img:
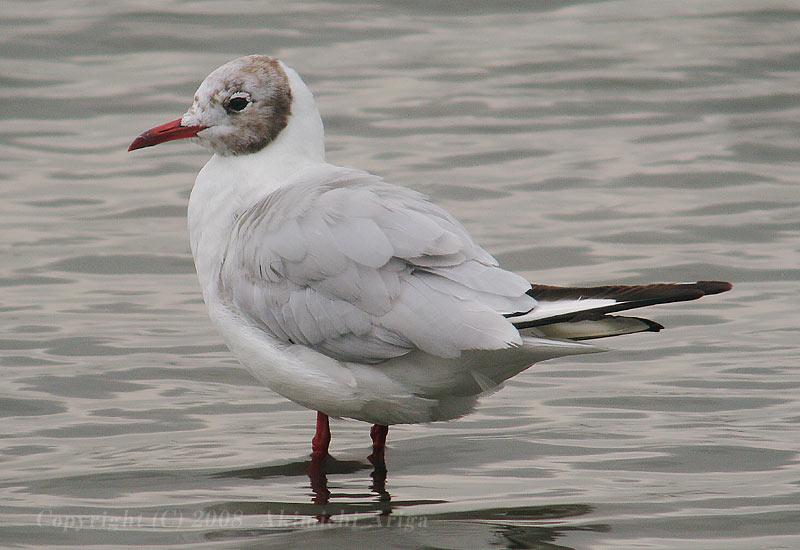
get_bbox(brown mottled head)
[179,55,293,156]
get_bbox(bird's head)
[128,55,293,156]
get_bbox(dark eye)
[228,96,249,112]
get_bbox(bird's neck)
[187,64,326,300]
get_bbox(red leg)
[311,411,330,458]
[370,424,389,454]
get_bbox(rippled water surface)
[2,1,799,548]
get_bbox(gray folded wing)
[219,165,535,363]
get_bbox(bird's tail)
[510,281,732,341]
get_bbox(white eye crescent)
[227,92,251,113]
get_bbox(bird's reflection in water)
[209,459,603,548]
[367,450,391,510]
[307,450,390,523]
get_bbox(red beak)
[128,118,207,152]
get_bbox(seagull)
[128,55,731,463]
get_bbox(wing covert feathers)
[222,162,731,359]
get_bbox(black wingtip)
[638,316,665,332]
[695,281,732,296]
[517,280,732,331]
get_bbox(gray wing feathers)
[220,165,535,363]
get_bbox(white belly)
[202,293,598,425]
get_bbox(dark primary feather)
[514,281,732,331]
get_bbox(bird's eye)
[227,96,249,112]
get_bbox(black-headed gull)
[129,55,731,463]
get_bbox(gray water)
[1,1,799,548]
